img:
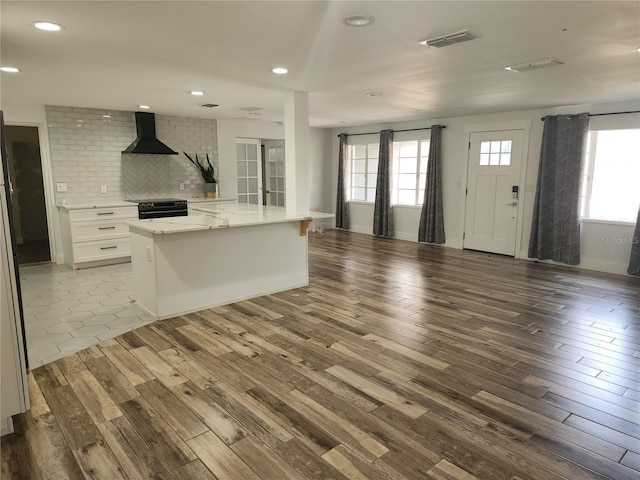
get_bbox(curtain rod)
[337,125,446,137]
[540,110,640,121]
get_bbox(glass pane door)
[264,140,285,207]
[236,138,262,205]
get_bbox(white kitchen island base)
[128,206,330,319]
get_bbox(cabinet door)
[71,220,131,242]
[69,206,137,222]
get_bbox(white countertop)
[56,197,235,210]
[127,204,334,235]
[57,201,133,210]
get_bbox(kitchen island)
[127,204,333,319]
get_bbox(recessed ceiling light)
[0,66,20,73]
[637,47,640,52]
[190,91,204,96]
[272,67,288,74]
[365,92,382,97]
[33,21,62,31]
[138,105,151,109]
[248,112,262,116]
[343,15,374,27]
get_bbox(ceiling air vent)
[420,29,476,48]
[505,59,564,72]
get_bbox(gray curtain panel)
[418,125,445,244]
[628,208,640,276]
[373,129,394,238]
[528,113,590,265]
[335,133,349,229]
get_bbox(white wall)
[217,119,285,200]
[331,100,640,276]
[308,128,333,213]
[217,119,333,213]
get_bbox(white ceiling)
[1,1,639,127]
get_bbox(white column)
[284,90,310,214]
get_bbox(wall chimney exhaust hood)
[122,112,178,155]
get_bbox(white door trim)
[461,120,531,258]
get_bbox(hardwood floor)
[2,230,639,479]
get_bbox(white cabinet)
[59,205,137,268]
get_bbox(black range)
[128,198,188,219]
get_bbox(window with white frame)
[348,136,431,205]
[392,140,430,206]
[580,128,640,223]
[349,143,379,202]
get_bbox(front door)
[464,130,524,256]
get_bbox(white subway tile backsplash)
[46,106,218,204]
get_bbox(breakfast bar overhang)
[127,204,333,319]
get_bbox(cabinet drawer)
[71,220,131,242]
[69,206,138,222]
[72,238,130,263]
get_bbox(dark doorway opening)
[5,126,50,264]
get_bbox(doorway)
[5,126,50,264]
[463,129,524,256]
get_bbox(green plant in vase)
[184,152,217,198]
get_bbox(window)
[349,143,378,202]
[479,140,511,166]
[348,137,430,206]
[392,140,429,206]
[581,129,640,223]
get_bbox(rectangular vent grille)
[505,59,564,72]
[421,29,476,48]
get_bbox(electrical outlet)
[56,182,67,192]
[100,184,107,194]
[179,183,185,191]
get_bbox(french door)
[263,140,285,207]
[236,138,262,205]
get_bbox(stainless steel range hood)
[122,112,178,155]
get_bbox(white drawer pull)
[100,246,118,250]
[98,226,116,230]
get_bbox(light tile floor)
[20,262,155,368]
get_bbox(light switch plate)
[56,182,67,192]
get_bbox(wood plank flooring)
[2,230,639,479]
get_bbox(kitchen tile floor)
[20,262,155,368]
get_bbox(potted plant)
[183,152,217,198]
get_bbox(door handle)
[506,202,518,206]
